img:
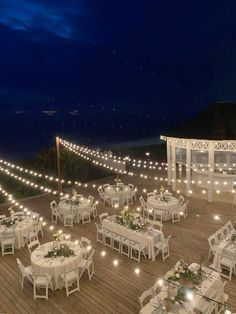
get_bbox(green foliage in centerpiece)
[117,209,143,230]
[44,244,75,258]
[0,217,22,228]
[165,259,202,286]
[231,233,236,242]
[65,199,80,206]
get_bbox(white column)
[186,140,191,196]
[171,142,176,191]
[167,140,172,186]
[208,141,215,202]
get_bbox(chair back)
[178,195,185,205]
[139,196,146,207]
[50,200,57,208]
[27,239,40,253]
[88,195,94,204]
[16,258,25,272]
[138,288,153,307]
[80,236,91,248]
[99,212,108,224]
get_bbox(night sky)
[1,0,236,157]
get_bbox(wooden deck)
[0,174,236,314]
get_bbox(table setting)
[31,237,83,290]
[0,208,37,249]
[103,209,164,260]
[140,259,222,314]
[103,178,132,205]
[147,188,178,221]
[59,192,91,222]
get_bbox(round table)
[147,195,178,220]
[59,198,91,222]
[31,241,83,290]
[104,185,132,205]
[0,216,35,249]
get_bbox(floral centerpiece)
[1,207,22,228]
[53,231,64,242]
[117,208,143,230]
[159,186,169,202]
[44,243,75,258]
[164,259,202,288]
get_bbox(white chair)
[208,235,218,260]
[0,214,6,220]
[140,196,148,217]
[120,236,130,258]
[130,241,146,263]
[154,235,171,261]
[1,231,15,256]
[103,228,112,248]
[79,210,91,224]
[27,239,40,254]
[215,281,228,313]
[111,196,120,208]
[97,187,111,205]
[63,212,76,227]
[225,221,234,233]
[138,288,153,307]
[178,195,185,206]
[88,202,97,218]
[99,212,108,224]
[61,268,80,296]
[171,206,181,223]
[151,279,162,297]
[88,195,94,204]
[26,229,39,244]
[80,236,91,258]
[16,258,33,290]
[153,209,163,222]
[215,230,223,244]
[50,201,62,224]
[128,184,137,202]
[219,253,236,281]
[36,220,44,238]
[112,232,121,252]
[95,223,104,244]
[33,273,51,300]
[79,249,95,281]
[179,201,189,218]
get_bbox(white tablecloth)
[59,199,91,222]
[147,195,178,220]
[31,241,83,290]
[104,185,132,205]
[102,218,162,261]
[140,265,222,314]
[0,217,34,249]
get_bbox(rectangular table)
[102,218,163,261]
[140,265,222,314]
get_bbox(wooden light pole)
[56,136,62,193]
